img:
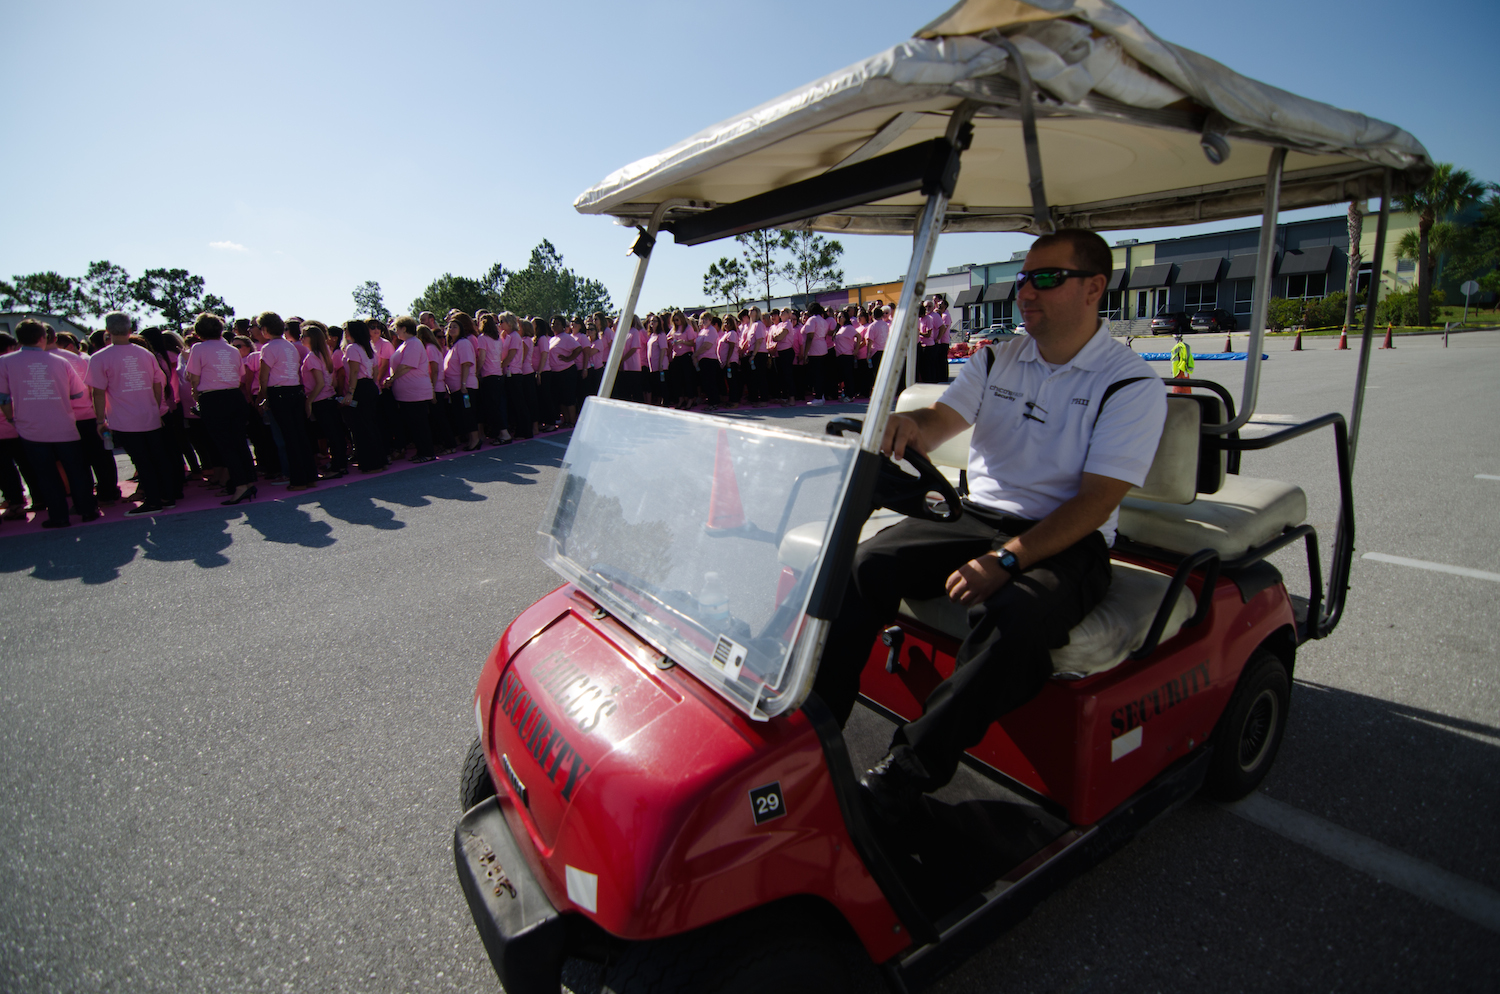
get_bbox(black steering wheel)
[826,418,962,523]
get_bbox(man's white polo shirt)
[938,321,1166,544]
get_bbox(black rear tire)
[1202,650,1290,801]
[600,906,879,994]
[460,736,497,812]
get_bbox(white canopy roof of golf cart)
[575,0,1430,237]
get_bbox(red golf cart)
[454,3,1429,991]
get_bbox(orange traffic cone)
[1292,329,1303,351]
[1380,323,1394,349]
[1337,326,1348,350]
[1224,333,1232,353]
[705,428,745,532]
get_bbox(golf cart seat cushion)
[777,509,906,575]
[897,561,1194,677]
[1116,475,1307,558]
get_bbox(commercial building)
[953,210,1420,334]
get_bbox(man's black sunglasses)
[1015,267,1101,290]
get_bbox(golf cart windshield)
[538,399,858,720]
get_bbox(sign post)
[1460,280,1480,326]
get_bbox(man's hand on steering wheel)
[945,552,1013,606]
[880,413,924,461]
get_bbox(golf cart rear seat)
[780,382,1307,677]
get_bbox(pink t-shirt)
[834,323,858,356]
[86,342,165,433]
[503,331,526,375]
[546,335,574,373]
[745,321,769,354]
[186,339,245,392]
[668,329,695,358]
[300,351,337,402]
[529,338,548,376]
[694,329,718,361]
[718,329,740,365]
[646,333,668,372]
[425,343,445,392]
[590,331,608,370]
[918,313,937,346]
[389,337,434,402]
[0,348,85,443]
[868,320,891,353]
[57,351,96,420]
[479,335,505,377]
[447,336,478,389]
[242,351,262,396]
[620,328,643,372]
[804,316,829,357]
[441,345,463,392]
[373,336,395,379]
[937,311,952,344]
[260,338,302,388]
[343,342,375,384]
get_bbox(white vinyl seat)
[1117,474,1307,559]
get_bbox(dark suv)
[1189,309,1238,332]
[1150,311,1191,335]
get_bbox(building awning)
[1175,257,1223,284]
[982,281,1014,302]
[1225,254,1263,280]
[1278,244,1336,275]
[953,285,983,307]
[1128,264,1174,288]
[1106,269,1127,290]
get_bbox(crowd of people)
[0,296,954,529]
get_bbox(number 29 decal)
[748,781,787,825]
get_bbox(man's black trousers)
[811,506,1111,787]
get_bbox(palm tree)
[1396,221,1462,318]
[1396,163,1486,326]
[1343,199,1362,330]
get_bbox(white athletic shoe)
[808,398,825,406]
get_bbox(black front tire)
[460,736,497,812]
[600,906,879,994]
[1202,650,1290,801]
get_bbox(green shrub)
[1376,289,1420,327]
[1305,291,1348,329]
[1266,297,1303,331]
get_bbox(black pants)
[311,397,350,472]
[450,388,477,436]
[246,402,280,478]
[267,386,316,485]
[508,375,534,432]
[834,354,855,400]
[776,350,796,400]
[812,508,1111,788]
[560,367,581,417]
[116,428,171,507]
[811,353,837,401]
[345,379,385,470]
[21,438,95,524]
[698,358,722,405]
[399,400,434,459]
[198,389,255,487]
[668,354,695,406]
[377,387,402,454]
[480,375,507,439]
[744,353,769,403]
[0,436,36,506]
[75,418,120,501]
[538,371,560,425]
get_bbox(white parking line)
[1362,552,1500,583]
[1477,474,1500,481]
[1227,792,1500,933]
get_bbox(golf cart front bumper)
[454,797,566,994]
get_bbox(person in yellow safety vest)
[1170,332,1194,395]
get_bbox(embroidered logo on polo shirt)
[990,386,1020,401]
[1071,397,1090,406]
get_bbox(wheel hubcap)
[1238,689,1279,772]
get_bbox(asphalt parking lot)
[1,330,1495,992]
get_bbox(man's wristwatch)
[995,549,1019,572]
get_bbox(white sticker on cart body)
[1111,725,1143,761]
[565,865,598,912]
[711,635,748,681]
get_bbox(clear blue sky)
[3,0,1494,322]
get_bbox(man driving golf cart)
[813,228,1166,825]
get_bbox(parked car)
[1151,311,1191,334]
[1190,309,1239,332]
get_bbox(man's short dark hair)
[1031,229,1113,280]
[14,319,48,346]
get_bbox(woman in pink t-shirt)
[340,320,386,472]
[642,313,668,407]
[613,315,644,404]
[301,323,350,476]
[417,325,456,455]
[446,314,481,451]
[801,303,833,406]
[476,314,512,445]
[693,313,723,409]
[666,311,697,410]
[718,313,742,409]
[384,316,435,462]
[184,315,257,503]
[832,308,859,402]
